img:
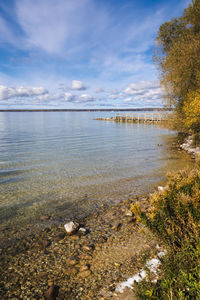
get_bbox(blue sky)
[0,0,190,109]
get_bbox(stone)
[32,240,51,250]
[80,264,90,272]
[66,256,79,266]
[158,186,164,191]
[79,270,91,278]
[54,233,65,242]
[48,280,54,287]
[64,221,80,235]
[40,215,50,221]
[78,227,87,235]
[125,211,133,217]
[112,222,122,231]
[70,267,79,275]
[98,236,107,243]
[79,253,92,260]
[37,272,48,279]
[45,285,59,300]
[82,244,94,251]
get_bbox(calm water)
[0,111,193,234]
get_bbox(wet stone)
[79,264,90,272]
[32,240,51,250]
[79,270,92,278]
[54,233,65,242]
[82,244,94,251]
[112,222,122,231]
[64,221,80,235]
[66,256,79,266]
[40,215,50,221]
[45,285,59,300]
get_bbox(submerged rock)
[66,256,79,266]
[64,221,80,235]
[45,285,59,300]
[32,240,51,250]
[79,270,91,278]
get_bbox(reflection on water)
[0,111,194,236]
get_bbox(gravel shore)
[0,195,160,300]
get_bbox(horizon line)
[0,107,169,112]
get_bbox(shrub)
[132,169,200,299]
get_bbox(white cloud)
[16,0,93,54]
[124,81,159,95]
[124,97,132,103]
[79,94,94,102]
[64,92,94,103]
[64,92,75,101]
[0,85,48,101]
[35,93,62,103]
[71,80,86,91]
[123,81,163,105]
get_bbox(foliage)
[132,169,200,299]
[155,0,200,132]
[183,89,200,133]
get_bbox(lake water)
[0,111,193,237]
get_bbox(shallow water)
[0,111,193,235]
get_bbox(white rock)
[64,221,79,235]
[158,186,164,191]
[125,211,133,217]
[79,227,87,234]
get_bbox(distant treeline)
[0,108,170,112]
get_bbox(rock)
[112,222,122,231]
[66,256,79,266]
[38,272,48,279]
[79,270,91,278]
[125,211,133,217]
[82,244,94,251]
[45,285,59,300]
[48,280,54,286]
[54,233,65,242]
[78,227,87,235]
[79,253,92,260]
[114,263,121,267]
[158,186,164,191]
[70,267,79,275]
[98,236,107,243]
[40,215,50,221]
[32,240,51,250]
[64,221,80,235]
[80,264,90,272]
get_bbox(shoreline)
[0,137,196,299]
[1,193,161,299]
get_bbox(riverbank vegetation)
[132,169,200,299]
[132,0,200,298]
[155,0,200,139]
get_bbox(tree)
[155,0,200,130]
[183,89,200,133]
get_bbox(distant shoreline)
[0,108,170,112]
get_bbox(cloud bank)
[0,85,48,101]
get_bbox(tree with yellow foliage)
[155,0,200,132]
[183,89,200,133]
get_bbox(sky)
[0,0,190,109]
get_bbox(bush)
[132,169,200,299]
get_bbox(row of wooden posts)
[114,113,167,123]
